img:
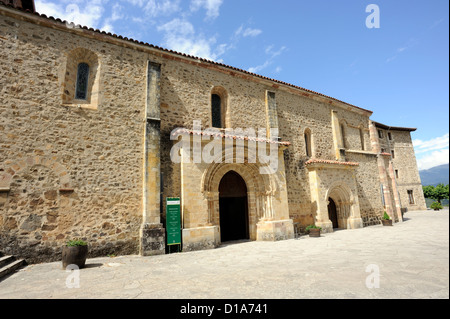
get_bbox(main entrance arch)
[218,171,249,242]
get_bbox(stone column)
[331,110,344,161]
[308,169,333,233]
[265,91,279,139]
[388,160,403,222]
[140,61,165,256]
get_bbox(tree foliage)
[423,184,449,204]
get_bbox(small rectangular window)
[407,190,415,205]
[388,132,392,140]
[211,94,222,128]
[378,130,383,139]
[391,150,395,158]
[75,63,90,100]
[395,170,399,179]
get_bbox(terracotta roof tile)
[305,159,359,166]
[171,128,291,146]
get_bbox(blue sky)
[34,0,449,170]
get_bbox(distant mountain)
[419,164,449,186]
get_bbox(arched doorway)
[328,198,339,229]
[219,171,249,242]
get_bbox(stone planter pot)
[62,245,88,269]
[308,228,321,237]
[382,219,393,226]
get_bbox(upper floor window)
[304,128,312,157]
[378,130,384,139]
[391,150,395,158]
[75,63,90,100]
[210,86,228,128]
[388,132,393,140]
[211,94,222,128]
[407,190,415,205]
[340,123,346,148]
[62,48,100,109]
[360,127,365,151]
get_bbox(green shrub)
[430,202,443,210]
[66,239,87,247]
[382,212,390,220]
[305,225,322,232]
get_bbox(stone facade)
[0,3,426,263]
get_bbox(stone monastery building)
[0,0,426,263]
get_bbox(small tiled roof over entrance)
[171,128,291,146]
[305,159,360,167]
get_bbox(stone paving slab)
[0,210,448,299]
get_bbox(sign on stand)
[166,197,181,250]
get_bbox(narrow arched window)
[304,129,312,157]
[211,93,222,128]
[360,128,365,150]
[340,124,346,148]
[75,62,90,100]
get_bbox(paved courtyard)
[0,210,448,299]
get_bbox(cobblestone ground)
[0,210,448,299]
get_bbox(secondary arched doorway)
[219,170,249,242]
[328,198,339,229]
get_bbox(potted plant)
[306,225,322,237]
[62,239,88,269]
[381,212,392,226]
[430,202,443,211]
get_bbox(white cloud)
[413,133,450,170]
[413,133,449,154]
[248,60,270,73]
[416,149,449,171]
[190,0,223,20]
[157,18,225,61]
[248,45,287,74]
[145,0,181,17]
[235,25,262,38]
[122,0,180,17]
[35,0,105,29]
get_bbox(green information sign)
[166,197,181,246]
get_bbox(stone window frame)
[378,129,384,139]
[339,120,348,149]
[61,47,101,110]
[359,125,366,151]
[304,128,313,158]
[388,132,393,141]
[210,86,229,128]
[407,189,415,205]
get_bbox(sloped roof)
[373,121,417,132]
[0,2,375,116]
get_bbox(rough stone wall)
[346,152,384,226]
[375,127,426,211]
[0,14,148,262]
[389,130,426,211]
